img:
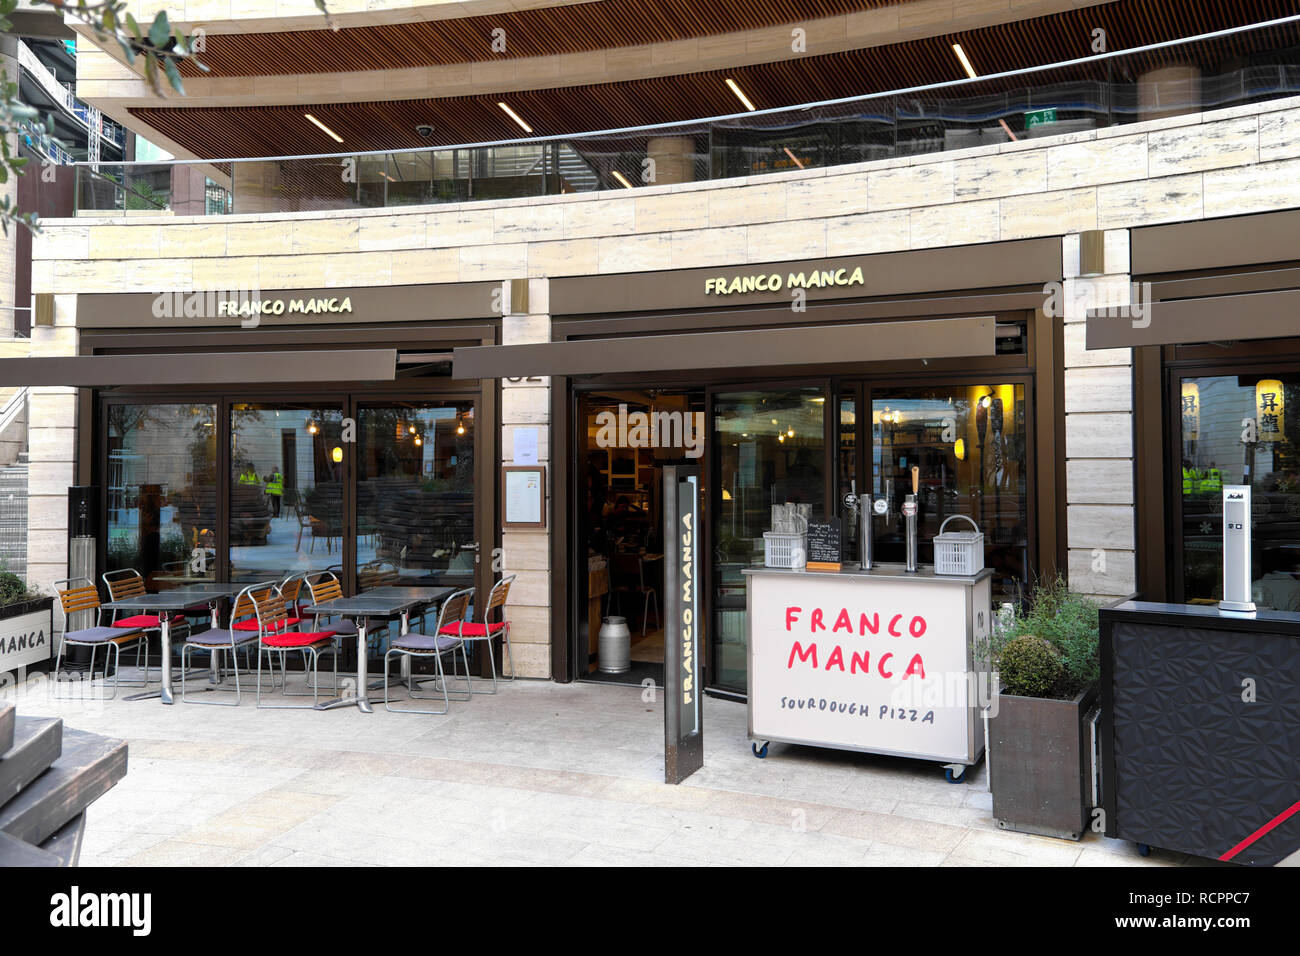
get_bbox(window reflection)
[872,385,1028,604]
[1178,373,1300,608]
[713,387,826,692]
[230,404,344,583]
[105,403,217,588]
[358,402,476,588]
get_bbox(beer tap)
[843,480,876,570]
[904,465,920,573]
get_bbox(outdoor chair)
[610,551,660,637]
[178,582,268,706]
[51,578,149,699]
[303,571,363,643]
[102,568,190,659]
[253,586,340,709]
[382,587,475,715]
[437,574,517,692]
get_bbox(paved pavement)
[12,673,1194,867]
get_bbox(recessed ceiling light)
[951,43,978,80]
[725,78,756,112]
[610,171,634,189]
[498,102,533,133]
[304,113,343,143]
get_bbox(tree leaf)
[149,10,170,48]
[163,57,185,96]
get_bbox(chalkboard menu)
[806,517,842,571]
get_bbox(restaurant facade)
[18,90,1300,690]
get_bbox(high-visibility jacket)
[1182,467,1197,495]
[265,471,283,496]
[238,470,259,486]
[1201,468,1222,494]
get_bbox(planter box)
[0,597,55,674]
[990,685,1096,841]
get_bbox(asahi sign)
[664,463,704,784]
[0,604,53,673]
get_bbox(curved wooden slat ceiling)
[177,0,922,76]
[142,0,1299,158]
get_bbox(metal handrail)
[0,388,29,438]
[64,13,1300,171]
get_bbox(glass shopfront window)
[229,403,344,583]
[871,384,1029,604]
[712,387,827,692]
[1176,372,1300,608]
[357,401,476,589]
[105,402,218,586]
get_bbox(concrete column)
[499,277,551,678]
[1137,63,1202,122]
[1060,230,1137,603]
[647,136,696,186]
[26,294,79,631]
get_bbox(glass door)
[711,384,828,693]
[1171,368,1300,607]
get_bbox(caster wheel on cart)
[752,742,769,759]
[943,765,968,784]
[1137,843,1151,857]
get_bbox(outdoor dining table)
[303,585,454,713]
[102,582,248,705]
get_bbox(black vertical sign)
[664,463,704,784]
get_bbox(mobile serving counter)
[743,564,992,781]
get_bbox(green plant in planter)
[998,635,1064,698]
[0,568,40,608]
[986,575,1101,699]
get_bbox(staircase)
[0,702,128,866]
[0,452,28,577]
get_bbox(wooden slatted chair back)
[253,588,293,633]
[437,588,474,633]
[104,570,147,601]
[279,574,304,608]
[55,578,101,617]
[231,583,276,626]
[487,575,514,614]
[307,573,343,604]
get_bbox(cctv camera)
[416,124,435,138]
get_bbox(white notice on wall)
[505,469,542,524]
[514,427,539,465]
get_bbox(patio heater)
[64,487,99,667]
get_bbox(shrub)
[985,574,1101,699]
[0,569,40,608]
[998,635,1064,698]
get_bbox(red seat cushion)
[261,630,336,649]
[232,617,302,632]
[438,621,507,637]
[113,614,186,628]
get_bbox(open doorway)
[577,387,705,685]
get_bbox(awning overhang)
[1086,289,1300,350]
[0,349,398,387]
[454,317,995,379]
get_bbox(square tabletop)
[362,585,455,604]
[102,583,247,611]
[302,593,433,618]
